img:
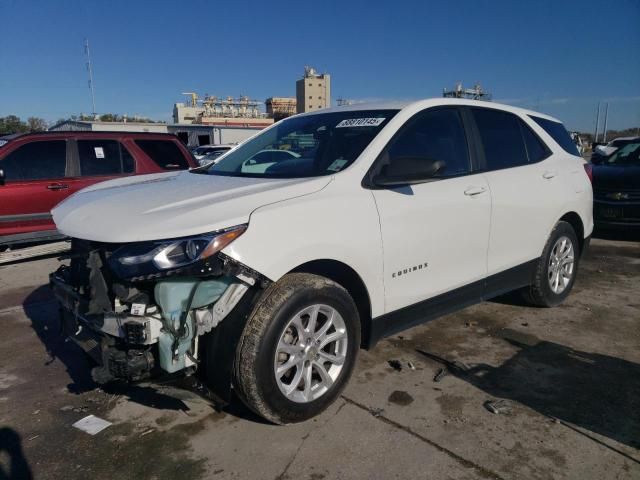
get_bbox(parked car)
[592,139,640,229]
[0,131,198,246]
[196,145,235,167]
[50,99,593,424]
[591,136,640,164]
[192,144,235,163]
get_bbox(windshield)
[203,110,398,178]
[605,142,640,166]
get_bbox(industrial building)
[173,94,273,128]
[296,66,331,113]
[265,97,297,121]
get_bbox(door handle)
[47,183,69,191]
[464,186,487,196]
[542,171,557,179]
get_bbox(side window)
[472,108,528,170]
[77,140,135,176]
[135,140,189,169]
[388,108,470,177]
[1,140,66,181]
[520,122,550,163]
[528,115,581,156]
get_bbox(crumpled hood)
[52,171,331,243]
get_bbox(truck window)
[135,140,189,169]
[78,140,135,176]
[1,140,66,181]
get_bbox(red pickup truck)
[0,131,198,246]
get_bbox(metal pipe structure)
[602,102,609,143]
[593,102,601,143]
[84,39,97,118]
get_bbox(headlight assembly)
[109,225,246,280]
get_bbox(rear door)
[470,107,565,279]
[0,139,69,237]
[64,138,135,197]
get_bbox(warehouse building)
[49,120,262,148]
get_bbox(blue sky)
[1,0,638,131]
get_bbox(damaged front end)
[49,225,267,397]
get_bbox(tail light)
[583,163,593,183]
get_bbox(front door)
[371,107,491,313]
[0,139,69,238]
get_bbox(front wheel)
[525,221,580,307]
[233,273,360,424]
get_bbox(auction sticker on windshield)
[335,118,386,128]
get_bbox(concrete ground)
[0,236,638,480]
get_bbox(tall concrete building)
[296,66,330,114]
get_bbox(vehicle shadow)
[0,428,33,480]
[23,286,96,394]
[418,331,640,451]
[593,227,640,242]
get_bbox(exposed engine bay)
[49,236,267,390]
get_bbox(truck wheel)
[233,273,360,424]
[525,221,580,307]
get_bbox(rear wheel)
[525,221,580,307]
[233,273,360,424]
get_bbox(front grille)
[594,189,640,201]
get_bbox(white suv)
[50,99,593,424]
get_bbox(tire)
[233,273,360,424]
[525,221,580,307]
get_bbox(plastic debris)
[433,368,447,382]
[483,399,511,415]
[388,360,402,371]
[72,415,112,435]
[370,408,384,417]
[407,361,416,370]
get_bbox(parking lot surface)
[1,237,639,479]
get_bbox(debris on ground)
[521,322,529,327]
[465,320,477,327]
[72,415,112,435]
[387,360,403,371]
[140,429,155,437]
[60,405,74,412]
[407,361,416,370]
[370,408,385,417]
[433,368,447,382]
[483,399,511,415]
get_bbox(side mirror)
[0,168,5,186]
[373,156,446,187]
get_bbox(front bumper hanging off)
[49,250,264,386]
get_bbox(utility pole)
[602,102,609,143]
[593,102,601,143]
[84,38,97,118]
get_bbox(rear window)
[529,116,580,156]
[135,140,189,169]
[78,140,134,176]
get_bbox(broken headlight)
[108,225,246,280]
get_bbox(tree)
[0,115,29,135]
[27,117,48,132]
